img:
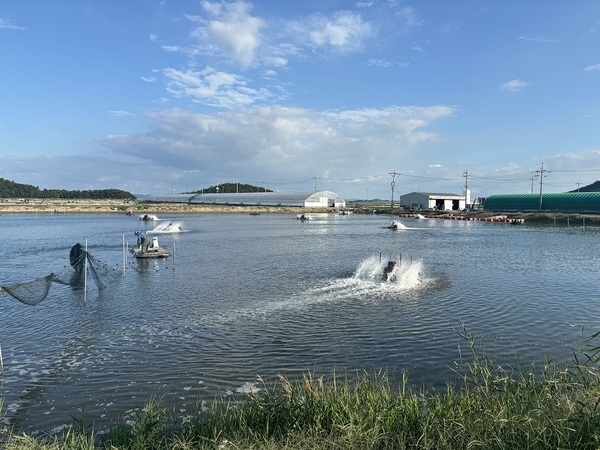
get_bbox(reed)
[3,327,600,449]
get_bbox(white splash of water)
[390,220,408,230]
[147,221,185,234]
[352,255,425,290]
[182,256,434,325]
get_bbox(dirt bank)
[0,199,328,215]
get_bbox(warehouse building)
[145,190,346,209]
[484,192,600,213]
[400,191,467,211]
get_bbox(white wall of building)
[304,195,346,209]
[400,192,466,211]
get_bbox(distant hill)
[187,182,272,194]
[0,178,135,200]
[569,180,600,193]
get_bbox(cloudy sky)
[1,1,599,200]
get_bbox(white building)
[399,191,467,211]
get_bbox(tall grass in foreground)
[3,328,600,449]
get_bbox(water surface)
[1,212,599,434]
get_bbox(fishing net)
[1,243,109,306]
[1,273,55,306]
[52,243,108,291]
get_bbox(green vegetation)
[189,182,273,194]
[569,180,600,192]
[0,178,135,200]
[3,327,600,449]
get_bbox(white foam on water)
[147,221,186,234]
[236,381,260,394]
[352,254,425,288]
[139,214,159,221]
[390,220,408,230]
[194,255,436,325]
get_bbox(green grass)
[3,327,600,449]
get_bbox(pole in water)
[84,239,88,303]
[0,343,3,370]
[122,234,126,276]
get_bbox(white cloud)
[262,55,287,67]
[518,35,557,43]
[163,66,268,108]
[500,79,528,92]
[396,6,422,28]
[98,105,456,187]
[307,11,373,53]
[367,58,393,68]
[203,0,264,68]
[161,45,181,52]
[584,63,600,72]
[201,1,223,16]
[0,17,25,31]
[108,110,135,117]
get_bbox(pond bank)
[2,199,600,226]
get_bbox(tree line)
[188,182,272,194]
[0,178,135,199]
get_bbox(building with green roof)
[484,192,600,213]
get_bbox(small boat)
[139,214,158,221]
[132,236,169,259]
[297,213,312,221]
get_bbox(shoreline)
[0,199,328,215]
[2,199,600,226]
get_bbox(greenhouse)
[144,191,346,208]
[484,192,600,213]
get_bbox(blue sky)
[1,1,599,200]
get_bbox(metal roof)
[144,191,344,207]
[144,194,194,203]
[405,191,463,198]
[484,192,600,213]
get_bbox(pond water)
[1,212,600,434]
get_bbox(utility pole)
[535,163,548,211]
[576,181,581,192]
[312,176,318,192]
[529,175,538,194]
[463,169,469,210]
[389,170,399,209]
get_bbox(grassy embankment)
[2,328,600,449]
